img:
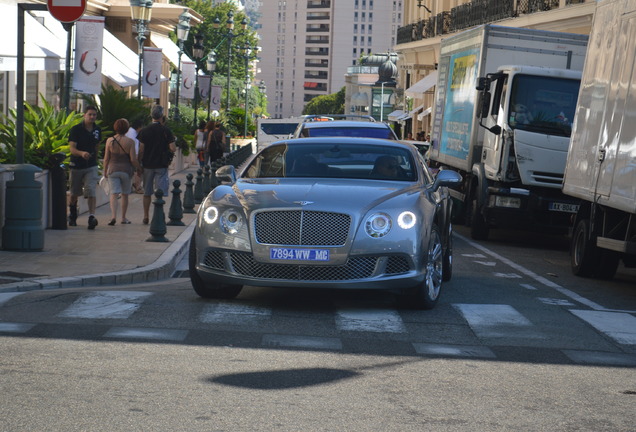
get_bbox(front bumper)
[195,248,424,290]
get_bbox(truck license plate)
[270,248,330,261]
[548,202,579,213]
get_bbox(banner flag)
[72,16,105,95]
[142,47,162,99]
[210,85,223,111]
[198,75,210,101]
[180,61,196,99]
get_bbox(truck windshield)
[508,75,580,137]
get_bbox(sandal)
[108,219,116,226]
[121,219,131,224]
[142,218,149,225]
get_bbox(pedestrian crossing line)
[57,291,153,319]
[453,303,545,339]
[335,309,407,333]
[0,292,24,306]
[262,334,343,350]
[0,322,36,333]
[199,303,272,324]
[412,343,496,359]
[562,350,636,367]
[570,310,636,345]
[104,327,189,342]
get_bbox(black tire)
[401,224,444,310]
[442,222,453,282]
[470,197,489,241]
[189,232,243,299]
[571,218,600,277]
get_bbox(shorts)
[108,171,132,195]
[142,167,169,197]
[69,166,99,198]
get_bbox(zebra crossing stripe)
[58,291,152,319]
[0,322,36,333]
[454,304,544,339]
[0,292,24,306]
[335,309,406,333]
[104,327,188,341]
[570,310,636,345]
[199,303,272,324]
[262,334,342,350]
[413,343,496,358]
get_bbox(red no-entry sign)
[47,0,87,23]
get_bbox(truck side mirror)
[476,91,491,119]
[476,77,490,91]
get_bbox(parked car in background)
[291,115,399,140]
[189,136,462,309]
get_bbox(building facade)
[257,0,403,118]
[394,0,596,136]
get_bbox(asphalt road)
[1,226,635,431]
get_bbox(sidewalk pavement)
[0,167,202,293]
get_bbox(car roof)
[301,120,392,129]
[270,136,414,150]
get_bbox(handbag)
[99,175,110,196]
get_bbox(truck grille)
[254,210,351,246]
[531,171,563,186]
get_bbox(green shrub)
[0,98,83,168]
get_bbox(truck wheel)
[470,198,489,240]
[189,232,243,299]
[596,250,620,280]
[571,218,600,277]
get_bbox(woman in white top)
[195,120,207,167]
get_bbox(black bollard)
[209,160,219,190]
[194,168,204,204]
[203,165,211,196]
[167,179,185,226]
[146,189,169,242]
[183,173,195,214]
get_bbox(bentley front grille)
[254,210,351,246]
[218,252,412,281]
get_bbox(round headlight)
[221,209,244,234]
[203,206,219,224]
[365,213,392,238]
[397,211,417,229]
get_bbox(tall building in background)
[257,0,403,118]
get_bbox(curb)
[0,222,195,293]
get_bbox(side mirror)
[476,90,492,119]
[216,165,237,184]
[431,169,462,192]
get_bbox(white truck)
[428,25,588,240]
[256,118,302,152]
[563,0,636,279]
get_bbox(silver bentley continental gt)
[189,137,462,309]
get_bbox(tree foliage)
[302,87,346,116]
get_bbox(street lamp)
[242,44,251,137]
[174,8,192,121]
[129,0,153,99]
[192,31,204,128]
[213,11,248,111]
[206,50,217,122]
[258,80,266,116]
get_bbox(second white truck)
[428,25,588,240]
[563,0,636,279]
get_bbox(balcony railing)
[397,0,588,45]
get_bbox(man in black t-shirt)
[68,105,102,229]
[137,105,176,224]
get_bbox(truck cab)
[475,65,582,231]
